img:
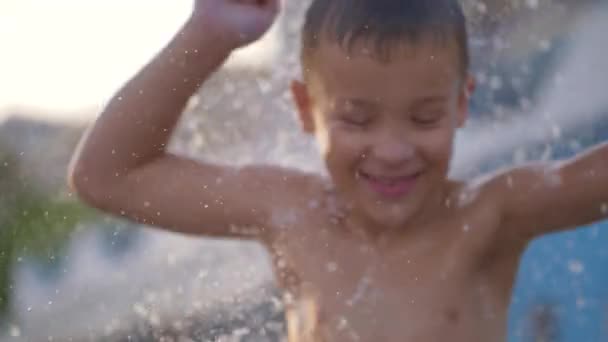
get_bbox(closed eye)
[412,112,444,126]
[341,116,370,126]
[333,98,377,127]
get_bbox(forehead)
[308,40,461,105]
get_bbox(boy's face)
[292,40,473,229]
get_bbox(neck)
[334,181,454,242]
[406,180,455,229]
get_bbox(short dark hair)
[301,0,469,75]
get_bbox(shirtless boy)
[68,0,608,341]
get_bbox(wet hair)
[301,0,469,75]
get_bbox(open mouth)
[357,170,421,199]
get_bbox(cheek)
[413,128,455,165]
[324,126,365,169]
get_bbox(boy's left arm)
[489,142,608,240]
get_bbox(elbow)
[67,164,89,197]
[67,161,115,209]
[67,137,100,203]
[67,162,97,206]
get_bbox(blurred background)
[0,0,607,340]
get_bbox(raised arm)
[489,142,608,241]
[68,0,311,240]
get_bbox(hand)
[193,0,281,49]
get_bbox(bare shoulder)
[444,177,500,219]
[459,173,533,293]
[442,176,522,256]
[446,170,523,218]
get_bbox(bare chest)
[269,212,507,341]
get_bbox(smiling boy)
[68,0,608,341]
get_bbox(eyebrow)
[333,95,449,112]
[411,96,449,106]
[334,98,381,110]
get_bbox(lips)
[358,170,420,199]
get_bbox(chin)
[362,199,419,230]
[357,181,424,223]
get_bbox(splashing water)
[4,1,608,341]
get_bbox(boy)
[68,0,608,341]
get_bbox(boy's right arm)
[68,0,310,240]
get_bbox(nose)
[369,127,415,166]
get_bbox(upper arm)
[71,153,316,241]
[490,143,608,240]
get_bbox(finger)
[237,0,280,11]
[234,0,258,5]
[266,0,281,14]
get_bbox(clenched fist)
[193,0,281,49]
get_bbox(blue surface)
[508,224,608,341]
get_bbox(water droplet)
[337,317,348,330]
[197,270,208,279]
[568,260,584,274]
[167,253,176,266]
[538,39,551,51]
[525,0,539,9]
[9,324,21,337]
[576,297,586,309]
[326,262,338,273]
[551,124,561,139]
[490,76,503,90]
[308,200,320,209]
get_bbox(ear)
[290,79,315,134]
[456,74,475,128]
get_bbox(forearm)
[70,17,233,184]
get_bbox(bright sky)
[0,0,279,121]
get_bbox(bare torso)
[266,184,524,342]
